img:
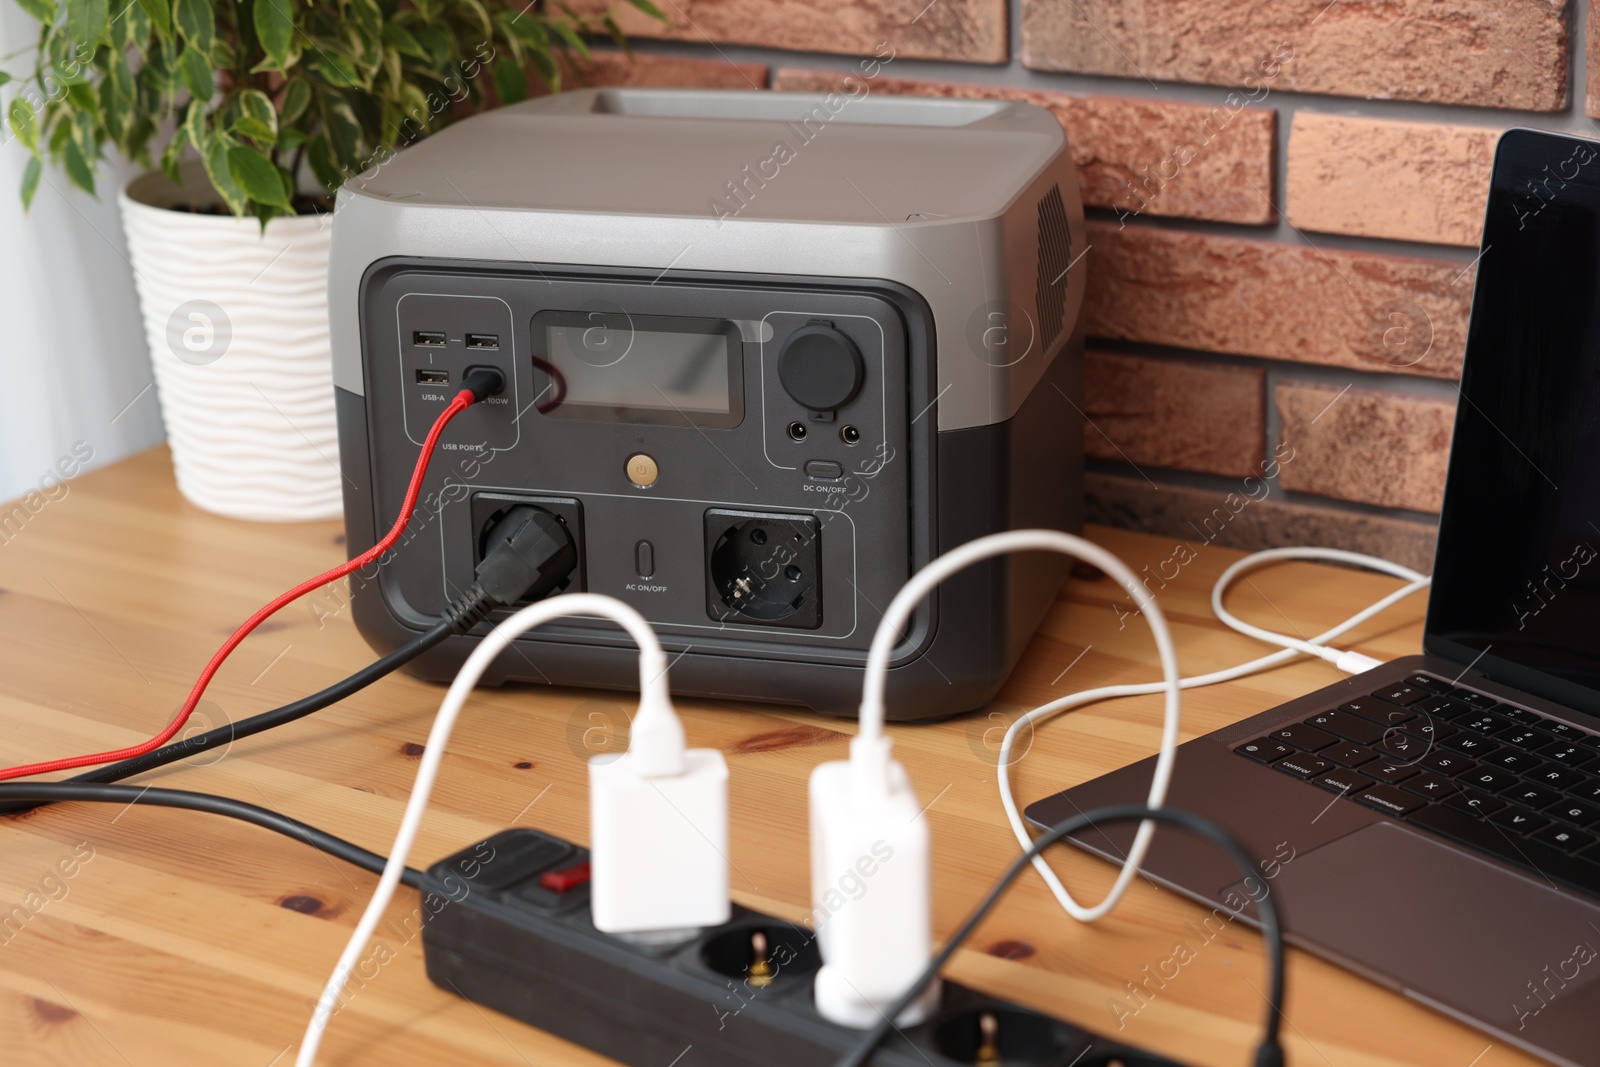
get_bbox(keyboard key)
[1403,720,1455,744]
[1269,723,1338,752]
[1546,799,1600,827]
[1450,689,1498,711]
[1502,782,1562,810]
[1340,699,1415,728]
[1444,787,1505,818]
[1234,738,1292,764]
[1419,751,1477,777]
[1495,705,1543,726]
[1403,673,1451,694]
[1441,733,1500,758]
[1499,729,1554,752]
[1531,824,1596,854]
[1569,781,1600,804]
[1459,712,1517,737]
[1407,805,1600,896]
[1320,743,1376,768]
[1399,771,1458,800]
[1539,722,1592,745]
[1374,733,1428,761]
[1353,783,1425,817]
[1414,695,1472,721]
[1374,684,1428,707]
[1271,753,1332,779]
[1528,765,1586,790]
[1542,745,1596,769]
[1311,768,1374,796]
[1366,761,1420,784]
[1486,750,1548,775]
[1461,767,1518,793]
[1488,805,1550,835]
[1302,710,1384,746]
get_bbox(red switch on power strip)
[539,861,591,893]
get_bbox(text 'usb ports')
[465,333,499,349]
[416,368,450,385]
[413,331,447,347]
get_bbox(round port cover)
[777,324,864,412]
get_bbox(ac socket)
[420,829,1189,1067]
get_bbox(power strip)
[420,829,1187,1067]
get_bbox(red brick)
[1286,114,1494,247]
[1021,0,1570,112]
[568,0,1007,64]
[772,68,1274,225]
[1084,222,1472,380]
[1275,381,1455,512]
[1084,351,1265,477]
[557,50,768,91]
[1085,472,1438,574]
[1589,1,1600,117]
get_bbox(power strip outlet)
[420,829,1187,1067]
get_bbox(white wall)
[0,4,165,505]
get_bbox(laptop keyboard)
[1234,672,1600,898]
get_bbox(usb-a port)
[465,333,499,349]
[416,368,450,385]
[413,331,446,347]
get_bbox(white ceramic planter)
[119,165,342,522]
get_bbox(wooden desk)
[0,448,1524,1067]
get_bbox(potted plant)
[3,0,660,521]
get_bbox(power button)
[625,453,658,487]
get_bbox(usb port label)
[413,331,446,347]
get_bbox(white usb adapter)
[589,657,731,936]
[809,733,940,1028]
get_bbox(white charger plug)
[809,733,940,1027]
[589,648,730,936]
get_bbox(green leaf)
[321,95,361,169]
[114,1,150,49]
[66,0,110,48]
[15,0,55,23]
[226,144,289,207]
[160,123,188,183]
[65,80,96,111]
[136,0,171,38]
[0,73,10,89]
[254,0,295,70]
[184,96,209,153]
[302,42,362,88]
[548,19,590,62]
[173,0,213,51]
[202,137,247,214]
[233,87,277,145]
[178,43,212,101]
[381,21,427,59]
[625,0,667,21]
[62,138,96,193]
[305,135,342,192]
[492,58,526,105]
[21,155,42,209]
[8,99,40,154]
[101,49,135,140]
[278,76,311,126]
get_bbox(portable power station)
[329,88,1086,719]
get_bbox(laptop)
[1026,126,1600,1067]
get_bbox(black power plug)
[474,506,578,608]
[420,829,1191,1067]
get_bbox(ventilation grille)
[1034,185,1072,351]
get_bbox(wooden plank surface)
[0,447,1525,1067]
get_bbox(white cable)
[997,546,1430,922]
[857,530,1184,923]
[295,594,669,1067]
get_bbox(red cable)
[1,389,480,782]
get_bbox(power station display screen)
[534,311,743,428]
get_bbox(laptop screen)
[1426,128,1600,719]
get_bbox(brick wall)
[558,0,1597,573]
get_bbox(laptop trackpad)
[1271,822,1600,1050]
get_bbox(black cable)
[0,614,461,817]
[832,805,1287,1067]
[0,782,425,889]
